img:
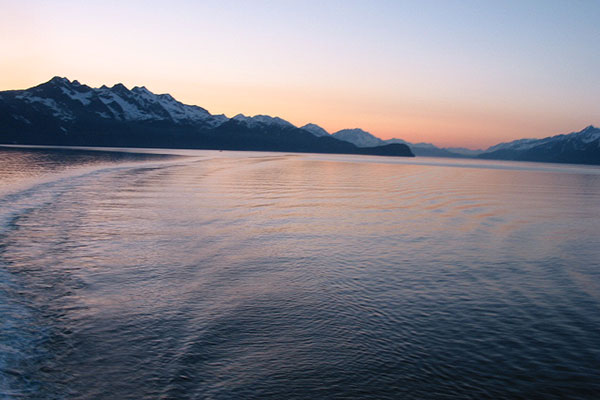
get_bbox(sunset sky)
[1,0,599,149]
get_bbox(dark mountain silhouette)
[312,125,479,158]
[478,126,600,165]
[303,122,600,165]
[0,77,414,157]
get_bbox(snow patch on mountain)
[568,125,600,144]
[60,87,93,105]
[301,123,330,137]
[154,92,226,126]
[12,114,31,124]
[332,129,483,157]
[95,111,111,119]
[332,128,385,147]
[15,93,75,120]
[385,138,409,145]
[233,114,295,129]
[97,87,150,121]
[486,138,541,152]
[486,126,600,153]
[23,77,229,127]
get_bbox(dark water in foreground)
[1,146,599,399]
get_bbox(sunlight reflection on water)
[1,147,599,399]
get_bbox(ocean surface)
[1,146,599,399]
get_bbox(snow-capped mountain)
[485,138,544,152]
[301,124,465,157]
[300,123,330,137]
[332,128,386,147]
[485,126,600,153]
[232,114,295,129]
[6,76,596,164]
[479,126,600,164]
[327,127,474,158]
[289,118,600,164]
[0,76,414,158]
[9,76,228,128]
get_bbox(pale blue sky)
[1,0,599,147]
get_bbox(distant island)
[1,77,599,165]
[0,77,413,158]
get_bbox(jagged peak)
[230,114,295,128]
[111,83,129,91]
[334,128,371,134]
[252,114,294,125]
[331,127,386,147]
[32,76,72,91]
[48,76,71,85]
[132,86,152,94]
[301,123,330,137]
[158,93,175,102]
[333,128,379,138]
[581,125,598,132]
[253,114,285,121]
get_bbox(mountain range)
[1,77,598,165]
[0,77,413,157]
[324,128,481,158]
[316,125,600,165]
[477,125,600,164]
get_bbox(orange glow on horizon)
[0,69,595,150]
[1,1,598,150]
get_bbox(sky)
[1,0,599,149]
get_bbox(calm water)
[1,146,599,399]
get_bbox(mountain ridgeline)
[477,126,600,165]
[323,126,600,165]
[0,77,413,157]
[1,77,598,165]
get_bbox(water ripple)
[0,149,599,399]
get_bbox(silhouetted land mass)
[325,123,600,165]
[0,77,414,157]
[2,77,598,164]
[477,125,600,165]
